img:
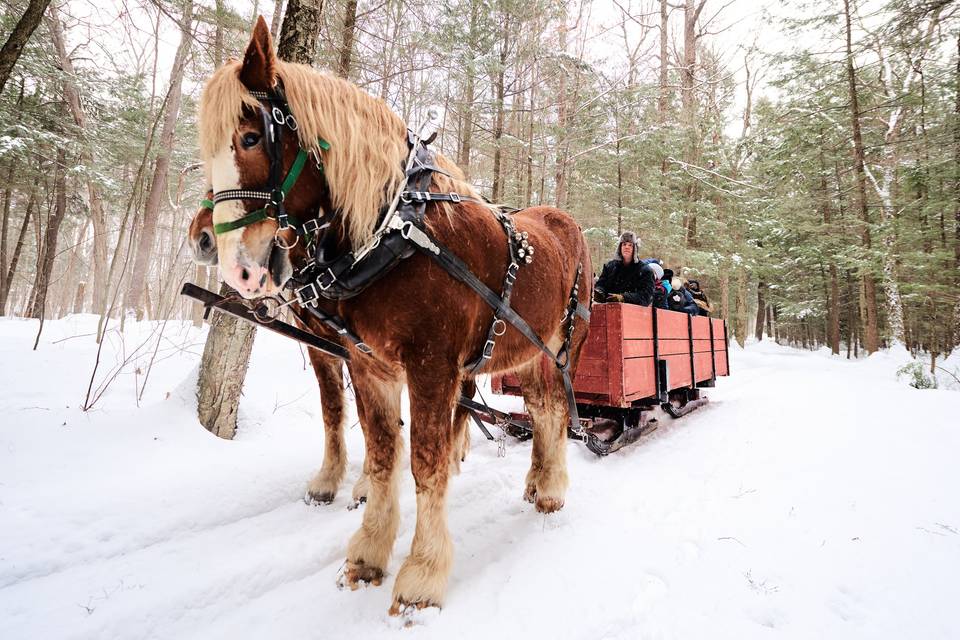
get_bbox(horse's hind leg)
[449,378,475,473]
[390,366,459,614]
[305,352,347,504]
[340,370,403,588]
[515,353,570,513]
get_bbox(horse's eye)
[241,132,261,148]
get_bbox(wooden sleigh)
[491,302,730,455]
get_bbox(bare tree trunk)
[336,0,357,78]
[754,281,765,342]
[28,148,67,319]
[48,3,109,316]
[125,0,194,319]
[457,0,479,177]
[953,32,960,351]
[819,141,840,354]
[734,269,747,347]
[681,0,705,247]
[270,0,284,39]
[0,185,35,314]
[490,24,509,202]
[277,0,324,65]
[843,0,879,353]
[657,0,669,121]
[196,0,323,439]
[0,0,51,96]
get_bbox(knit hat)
[616,231,640,263]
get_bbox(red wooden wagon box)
[491,303,730,454]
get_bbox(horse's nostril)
[241,267,250,282]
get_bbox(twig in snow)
[936,523,958,535]
[916,526,946,537]
[717,536,746,547]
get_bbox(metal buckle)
[505,261,519,284]
[285,113,298,131]
[318,267,338,291]
[450,192,461,203]
[482,338,496,359]
[492,318,507,336]
[272,106,285,126]
[295,283,319,307]
[356,342,373,354]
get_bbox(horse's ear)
[238,16,276,91]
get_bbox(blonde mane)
[199,60,484,249]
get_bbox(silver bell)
[527,246,534,254]
[518,248,526,258]
[521,239,529,249]
[525,254,534,264]
[521,231,528,240]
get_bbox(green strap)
[214,208,270,234]
[213,208,302,235]
[281,149,308,195]
[210,138,327,234]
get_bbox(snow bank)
[1,318,958,639]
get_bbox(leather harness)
[205,86,591,435]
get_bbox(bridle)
[209,86,330,250]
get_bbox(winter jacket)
[689,289,711,317]
[668,287,700,315]
[653,281,669,309]
[595,259,655,306]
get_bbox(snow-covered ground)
[1,316,958,639]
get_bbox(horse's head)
[198,16,409,299]
[188,191,218,265]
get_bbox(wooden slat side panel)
[620,304,653,339]
[662,354,693,390]
[691,315,711,340]
[694,352,714,383]
[607,304,625,404]
[657,338,693,356]
[623,357,657,399]
[692,338,714,353]
[655,308,689,338]
[623,340,654,358]
[716,346,729,376]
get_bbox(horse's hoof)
[305,490,335,505]
[347,496,367,511]
[337,559,383,590]
[389,598,441,626]
[523,485,537,504]
[535,495,564,513]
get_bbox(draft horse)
[197,17,592,614]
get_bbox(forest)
[0,0,957,361]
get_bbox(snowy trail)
[1,317,958,639]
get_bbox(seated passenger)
[668,276,700,315]
[594,231,654,305]
[653,267,673,309]
[685,279,712,317]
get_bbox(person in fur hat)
[594,231,655,305]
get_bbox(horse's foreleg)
[389,368,458,615]
[340,372,403,589]
[305,353,348,504]
[516,353,570,513]
[449,378,476,473]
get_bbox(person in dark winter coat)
[668,283,700,315]
[595,231,655,305]
[685,279,711,317]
